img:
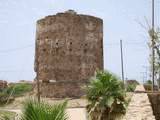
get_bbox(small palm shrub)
[126,80,139,92]
[126,83,137,92]
[21,98,68,120]
[86,71,126,120]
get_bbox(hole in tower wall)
[84,43,87,53]
[43,48,46,52]
[56,42,59,48]
[69,48,72,51]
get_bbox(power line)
[0,42,146,53]
[105,41,148,46]
[0,44,34,53]
[0,70,33,72]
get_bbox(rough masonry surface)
[34,10,103,98]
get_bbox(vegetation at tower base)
[21,98,68,120]
[0,83,33,105]
[86,71,126,120]
[3,83,33,97]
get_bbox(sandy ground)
[0,108,87,120]
[0,95,87,120]
[67,108,87,120]
[2,95,87,109]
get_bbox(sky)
[0,0,160,82]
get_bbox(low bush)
[21,98,68,120]
[126,80,139,92]
[126,83,137,92]
[86,71,126,120]
[145,80,152,84]
[3,83,33,97]
[0,92,9,105]
[0,92,14,105]
[0,83,33,105]
[143,84,152,91]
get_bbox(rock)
[0,80,7,89]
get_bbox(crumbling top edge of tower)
[36,10,103,24]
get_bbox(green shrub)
[0,92,9,105]
[86,71,126,120]
[3,83,33,97]
[145,80,152,84]
[0,92,14,105]
[21,98,68,120]
[126,83,137,92]
[143,83,158,91]
[0,83,32,105]
[143,84,152,91]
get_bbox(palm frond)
[21,98,68,120]
[86,70,126,120]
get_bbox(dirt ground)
[0,95,88,120]
[2,95,87,109]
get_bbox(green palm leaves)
[21,99,68,120]
[87,71,126,120]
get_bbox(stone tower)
[35,10,103,98]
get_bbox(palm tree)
[21,98,68,120]
[86,71,126,120]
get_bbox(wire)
[0,70,33,73]
[105,41,148,46]
[0,44,34,54]
[0,41,147,53]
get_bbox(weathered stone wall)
[34,10,103,97]
[148,93,160,120]
[40,82,86,98]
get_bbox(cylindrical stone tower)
[35,10,103,98]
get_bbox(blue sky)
[0,0,160,82]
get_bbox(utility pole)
[158,44,160,90]
[151,0,155,91]
[120,40,125,88]
[36,39,40,102]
